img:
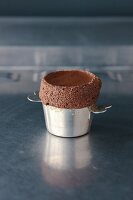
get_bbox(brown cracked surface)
[39,70,102,109]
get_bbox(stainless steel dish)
[28,91,111,137]
[43,104,92,137]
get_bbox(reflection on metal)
[0,72,20,82]
[107,71,123,82]
[43,132,91,170]
[41,132,92,187]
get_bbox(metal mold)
[27,91,111,137]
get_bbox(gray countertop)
[0,67,133,200]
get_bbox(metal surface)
[0,67,133,200]
[42,132,92,187]
[43,132,91,170]
[43,105,92,137]
[0,17,133,199]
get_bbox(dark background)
[0,0,133,16]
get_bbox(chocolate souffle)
[39,70,102,109]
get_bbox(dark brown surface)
[39,70,102,108]
[45,70,93,86]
